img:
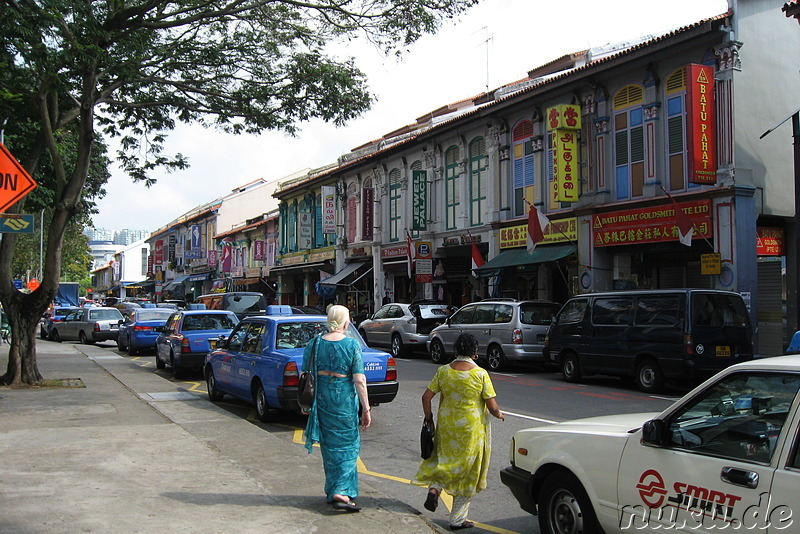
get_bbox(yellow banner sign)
[499,217,578,249]
[552,129,579,202]
[546,104,582,130]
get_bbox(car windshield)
[223,294,268,314]
[275,321,366,349]
[135,310,174,321]
[520,303,562,325]
[89,309,123,320]
[182,314,238,331]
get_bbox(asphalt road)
[84,341,690,534]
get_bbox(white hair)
[327,304,350,332]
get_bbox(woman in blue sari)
[302,305,372,512]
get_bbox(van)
[427,299,562,371]
[543,289,753,392]
[195,292,269,320]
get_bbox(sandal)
[449,521,474,531]
[424,489,439,512]
[332,500,361,512]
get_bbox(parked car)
[204,305,398,421]
[50,307,125,344]
[543,289,754,392]
[114,301,142,318]
[116,308,175,356]
[500,355,800,534]
[154,310,239,378]
[427,299,561,370]
[40,306,80,339]
[195,292,268,319]
[358,301,454,358]
[290,305,324,314]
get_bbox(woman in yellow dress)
[412,332,504,530]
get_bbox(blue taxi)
[204,306,398,421]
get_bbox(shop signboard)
[362,187,374,240]
[299,208,313,250]
[154,239,164,264]
[687,63,717,184]
[207,249,218,269]
[547,104,582,130]
[499,217,578,249]
[253,240,265,261]
[756,227,784,256]
[322,185,336,234]
[412,170,427,231]
[701,253,721,275]
[168,234,176,262]
[551,129,579,202]
[415,259,433,283]
[592,199,712,247]
[191,225,201,250]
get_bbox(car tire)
[40,327,48,339]
[155,352,165,369]
[128,343,139,356]
[538,469,601,534]
[486,344,506,371]
[206,367,224,402]
[390,334,406,358]
[636,358,664,393]
[117,335,127,352]
[430,339,447,364]
[51,329,61,343]
[79,331,93,345]
[254,382,273,423]
[561,351,582,383]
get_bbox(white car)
[501,355,800,534]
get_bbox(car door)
[436,304,475,355]
[61,310,83,340]
[617,370,800,532]
[209,320,249,397]
[585,297,633,374]
[155,313,179,361]
[361,305,392,347]
[232,321,268,397]
[463,303,498,356]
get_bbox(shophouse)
[107,239,150,300]
[213,210,279,298]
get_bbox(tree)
[0,0,479,384]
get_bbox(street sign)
[0,214,35,233]
[0,143,37,213]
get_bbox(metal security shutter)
[685,261,711,289]
[757,261,784,356]
[655,265,683,288]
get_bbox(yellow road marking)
[185,381,202,392]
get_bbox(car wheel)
[155,352,165,369]
[170,354,183,379]
[206,367,224,402]
[486,344,506,371]
[636,359,664,393]
[117,335,127,352]
[128,343,139,356]
[561,351,582,383]
[254,382,273,423]
[78,331,91,345]
[40,327,48,339]
[538,469,600,534]
[430,339,447,364]
[390,334,406,358]
[51,329,61,343]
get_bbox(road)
[99,342,685,533]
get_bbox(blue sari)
[302,336,364,501]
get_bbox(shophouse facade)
[213,210,279,298]
[108,238,150,300]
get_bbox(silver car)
[358,301,453,357]
[427,299,561,371]
[50,307,124,344]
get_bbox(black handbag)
[420,419,435,459]
[297,337,319,411]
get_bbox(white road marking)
[503,410,559,424]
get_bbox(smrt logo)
[637,469,667,508]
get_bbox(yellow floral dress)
[412,364,497,497]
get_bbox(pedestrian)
[302,304,372,512]
[412,332,504,530]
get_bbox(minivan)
[543,289,754,392]
[427,299,562,371]
[195,292,269,320]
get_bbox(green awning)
[473,244,577,278]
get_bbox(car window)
[450,306,475,325]
[276,321,328,349]
[634,296,681,326]
[223,293,267,314]
[89,309,123,321]
[389,305,405,319]
[164,314,179,333]
[666,372,800,463]
[373,306,391,320]
[520,303,561,325]
[243,322,266,353]
[692,293,750,328]
[136,310,174,322]
[182,314,237,331]
[557,300,587,324]
[592,298,633,325]
[226,322,248,351]
[494,304,514,323]
[473,304,496,324]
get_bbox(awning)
[473,244,577,278]
[187,272,211,282]
[319,262,372,287]
[269,261,329,274]
[162,274,191,291]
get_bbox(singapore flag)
[527,205,550,254]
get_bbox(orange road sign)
[0,143,37,213]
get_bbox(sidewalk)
[0,341,442,534]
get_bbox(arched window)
[613,84,645,200]
[388,168,401,241]
[347,182,358,243]
[512,120,535,217]
[445,146,460,230]
[468,137,487,226]
[665,68,688,191]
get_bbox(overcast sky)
[92,0,730,232]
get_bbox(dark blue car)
[155,310,239,378]
[204,306,398,421]
[117,308,175,355]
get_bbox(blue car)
[155,310,239,378]
[204,306,399,421]
[40,306,80,340]
[117,308,175,356]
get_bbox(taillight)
[512,328,523,344]
[683,334,695,355]
[134,326,152,331]
[93,323,101,332]
[284,361,300,386]
[53,318,64,323]
[181,336,190,353]
[386,357,397,381]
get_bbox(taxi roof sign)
[0,143,37,213]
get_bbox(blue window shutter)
[524,154,534,186]
[514,158,524,188]
[315,201,323,247]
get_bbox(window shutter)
[630,126,644,163]
[615,130,629,165]
[668,116,684,154]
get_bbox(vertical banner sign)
[412,170,427,231]
[253,240,265,261]
[547,104,581,203]
[154,239,164,265]
[168,234,176,262]
[322,185,336,234]
[362,187,374,241]
[207,249,218,269]
[191,225,201,250]
[147,255,154,277]
[686,63,716,184]
[221,244,232,273]
[299,208,313,249]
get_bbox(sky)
[91,0,730,232]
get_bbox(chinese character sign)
[499,218,578,249]
[756,227,784,256]
[253,240,265,261]
[552,130,579,202]
[362,187,374,241]
[322,185,336,234]
[412,170,427,231]
[686,63,716,184]
[546,104,582,130]
[592,200,712,247]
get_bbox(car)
[358,301,454,358]
[291,305,325,314]
[427,299,561,370]
[114,301,142,318]
[500,355,800,534]
[50,307,125,344]
[116,308,175,355]
[154,310,239,378]
[40,306,80,339]
[204,305,398,422]
[195,292,268,319]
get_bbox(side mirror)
[641,419,666,446]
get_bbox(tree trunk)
[1,307,42,385]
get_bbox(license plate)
[716,345,731,357]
